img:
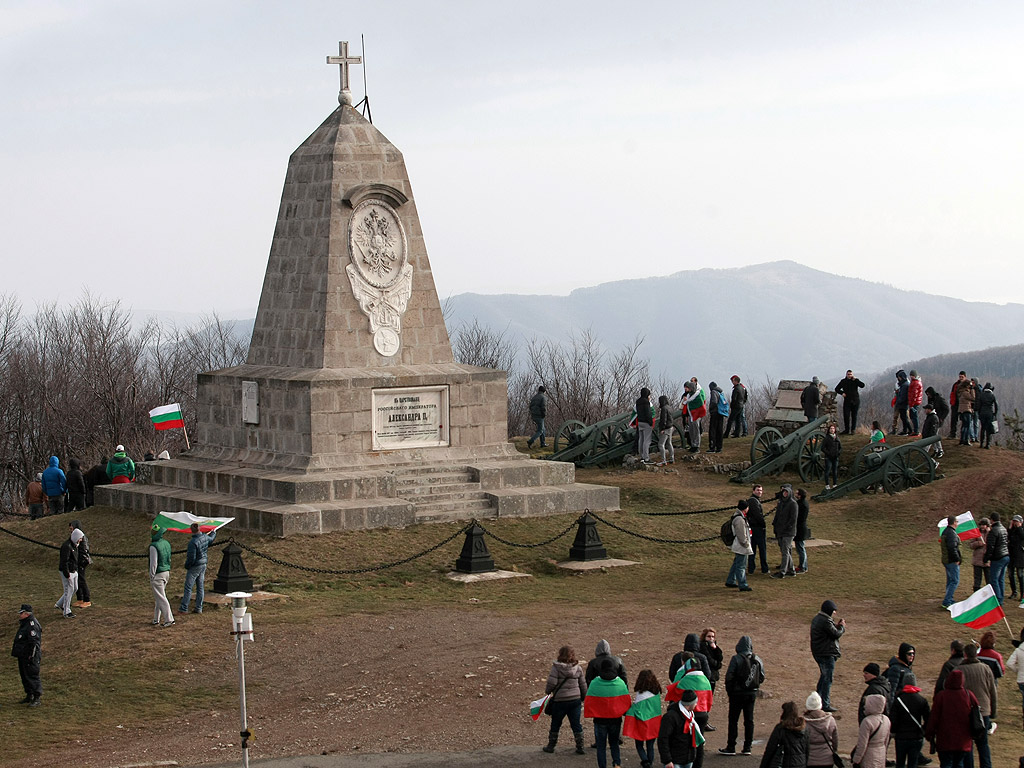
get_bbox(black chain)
[0,524,194,558]
[476,514,585,548]
[638,505,735,517]
[227,523,472,575]
[1,510,30,518]
[588,511,720,545]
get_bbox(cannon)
[547,408,684,468]
[730,415,830,484]
[814,434,941,500]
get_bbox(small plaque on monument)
[372,386,450,450]
[241,381,259,424]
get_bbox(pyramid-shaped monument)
[99,52,618,535]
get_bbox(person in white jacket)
[726,501,754,592]
[1004,631,1024,729]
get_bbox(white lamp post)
[227,591,254,768]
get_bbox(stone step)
[412,495,495,514]
[393,464,475,479]
[395,473,475,489]
[414,498,498,523]
[396,482,482,499]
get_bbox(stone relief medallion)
[346,199,413,357]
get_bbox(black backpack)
[743,654,765,691]
[721,518,736,547]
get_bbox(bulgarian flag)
[623,691,662,741]
[665,665,713,711]
[681,705,706,748]
[583,677,632,719]
[150,403,184,431]
[627,408,638,428]
[684,387,707,421]
[948,585,1005,629]
[529,693,551,721]
[937,512,982,541]
[153,510,234,534]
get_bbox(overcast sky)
[2,0,1023,319]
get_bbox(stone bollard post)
[213,541,255,594]
[454,523,496,574]
[568,510,607,561]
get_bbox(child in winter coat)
[623,670,662,768]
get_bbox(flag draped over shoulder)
[948,585,1005,629]
[681,704,706,748]
[153,510,234,534]
[584,677,632,719]
[665,665,713,711]
[684,387,707,421]
[937,512,982,541]
[623,691,662,741]
[149,403,184,431]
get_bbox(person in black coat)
[977,383,999,449]
[12,604,42,706]
[835,370,865,434]
[759,700,809,768]
[771,485,798,578]
[66,458,87,511]
[1008,515,1024,600]
[586,639,627,685]
[658,690,701,768]
[83,457,108,508]
[890,672,930,768]
[858,663,892,723]
[746,485,769,575]
[794,488,810,574]
[801,378,822,422]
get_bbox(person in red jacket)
[908,370,924,436]
[924,668,978,768]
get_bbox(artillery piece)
[730,415,830,484]
[814,434,941,500]
[547,408,684,468]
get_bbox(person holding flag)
[657,688,703,768]
[623,669,663,768]
[584,658,632,768]
[681,380,706,454]
[180,523,218,615]
[539,645,587,755]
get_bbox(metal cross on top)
[326,41,362,106]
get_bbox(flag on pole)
[152,510,234,534]
[149,403,184,431]
[684,387,707,421]
[584,677,632,719]
[627,408,638,428]
[622,691,662,741]
[529,693,552,721]
[937,512,982,541]
[948,585,1005,629]
[665,664,713,711]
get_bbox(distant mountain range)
[444,261,1024,385]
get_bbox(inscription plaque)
[372,386,450,450]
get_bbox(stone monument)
[97,44,619,536]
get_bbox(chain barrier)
[1,509,31,518]
[475,514,585,548]
[0,524,193,558]
[227,523,473,575]
[637,504,735,517]
[588,511,720,545]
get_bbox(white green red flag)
[627,409,638,428]
[529,693,551,721]
[684,387,707,421]
[153,510,234,534]
[583,677,632,719]
[948,585,1005,629]
[665,665,713,711]
[622,691,662,741]
[680,703,706,748]
[937,512,982,541]
[149,403,184,431]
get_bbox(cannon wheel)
[553,420,587,454]
[882,446,935,494]
[594,423,629,456]
[798,431,827,482]
[751,426,784,464]
[853,442,892,475]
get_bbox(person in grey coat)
[771,485,798,578]
[726,501,754,592]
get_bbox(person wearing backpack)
[719,635,763,756]
[725,501,753,592]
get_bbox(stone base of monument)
[554,558,641,571]
[96,456,620,536]
[446,569,532,583]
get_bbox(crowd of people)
[539,616,1022,768]
[21,444,147,519]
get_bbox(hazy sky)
[3,1,1023,318]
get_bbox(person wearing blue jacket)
[40,456,67,516]
[179,523,217,614]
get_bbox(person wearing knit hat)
[802,691,839,768]
[106,444,136,484]
[658,686,702,767]
[148,522,174,627]
[12,604,43,706]
[54,528,82,618]
[858,663,891,723]
[810,600,845,713]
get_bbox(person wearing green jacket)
[106,445,136,484]
[149,524,174,627]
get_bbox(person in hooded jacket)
[40,456,66,515]
[908,370,924,435]
[70,520,92,608]
[885,643,917,704]
[149,524,174,627]
[720,635,762,756]
[924,668,977,768]
[106,445,136,484]
[65,458,87,511]
[542,645,587,755]
[853,694,891,768]
[976,383,998,449]
[921,403,943,460]
[822,424,841,490]
[759,700,809,768]
[55,528,82,618]
[802,691,838,768]
[670,634,712,683]
[890,671,929,768]
[707,382,725,453]
[83,457,108,507]
[587,639,627,686]
[25,473,45,519]
[585,657,632,768]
